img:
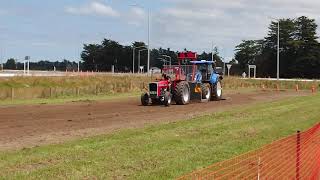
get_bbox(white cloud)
[30,42,56,47]
[65,1,119,17]
[124,7,147,27]
[150,0,320,58]
[131,7,146,18]
[64,0,320,59]
[164,8,222,20]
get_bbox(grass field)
[0,92,141,106]
[0,88,256,106]
[0,75,150,88]
[0,75,318,102]
[0,93,319,179]
[0,75,318,89]
[0,75,150,101]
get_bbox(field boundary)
[178,123,320,179]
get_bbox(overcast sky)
[0,0,319,62]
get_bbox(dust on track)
[0,90,309,150]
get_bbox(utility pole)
[129,4,151,74]
[162,55,172,68]
[139,49,148,72]
[132,45,147,74]
[269,17,280,80]
[147,8,151,74]
[211,41,214,62]
[277,21,280,80]
[130,4,151,74]
[138,50,141,72]
[132,48,135,73]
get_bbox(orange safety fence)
[178,123,320,180]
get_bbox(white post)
[227,64,232,77]
[111,65,115,74]
[27,60,30,74]
[23,61,26,75]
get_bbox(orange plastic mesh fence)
[178,123,320,180]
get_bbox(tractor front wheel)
[211,81,223,101]
[141,93,149,106]
[174,81,190,105]
[201,83,211,101]
[163,92,172,106]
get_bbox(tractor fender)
[210,73,219,84]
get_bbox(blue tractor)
[189,60,223,101]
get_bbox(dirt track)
[0,90,308,150]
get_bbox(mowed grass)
[0,75,318,102]
[0,94,320,179]
[0,92,142,106]
[0,75,151,88]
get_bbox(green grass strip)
[0,94,319,179]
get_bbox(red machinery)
[141,54,190,106]
[141,51,222,106]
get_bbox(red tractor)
[141,63,191,106]
[141,51,223,106]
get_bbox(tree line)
[80,40,224,72]
[234,16,320,78]
[1,41,224,73]
[2,59,81,71]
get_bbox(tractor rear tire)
[163,92,172,107]
[201,83,211,101]
[211,81,222,101]
[174,81,190,105]
[141,93,149,106]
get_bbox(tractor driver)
[209,61,222,84]
[162,73,170,81]
[194,69,203,83]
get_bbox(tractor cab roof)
[190,60,214,65]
